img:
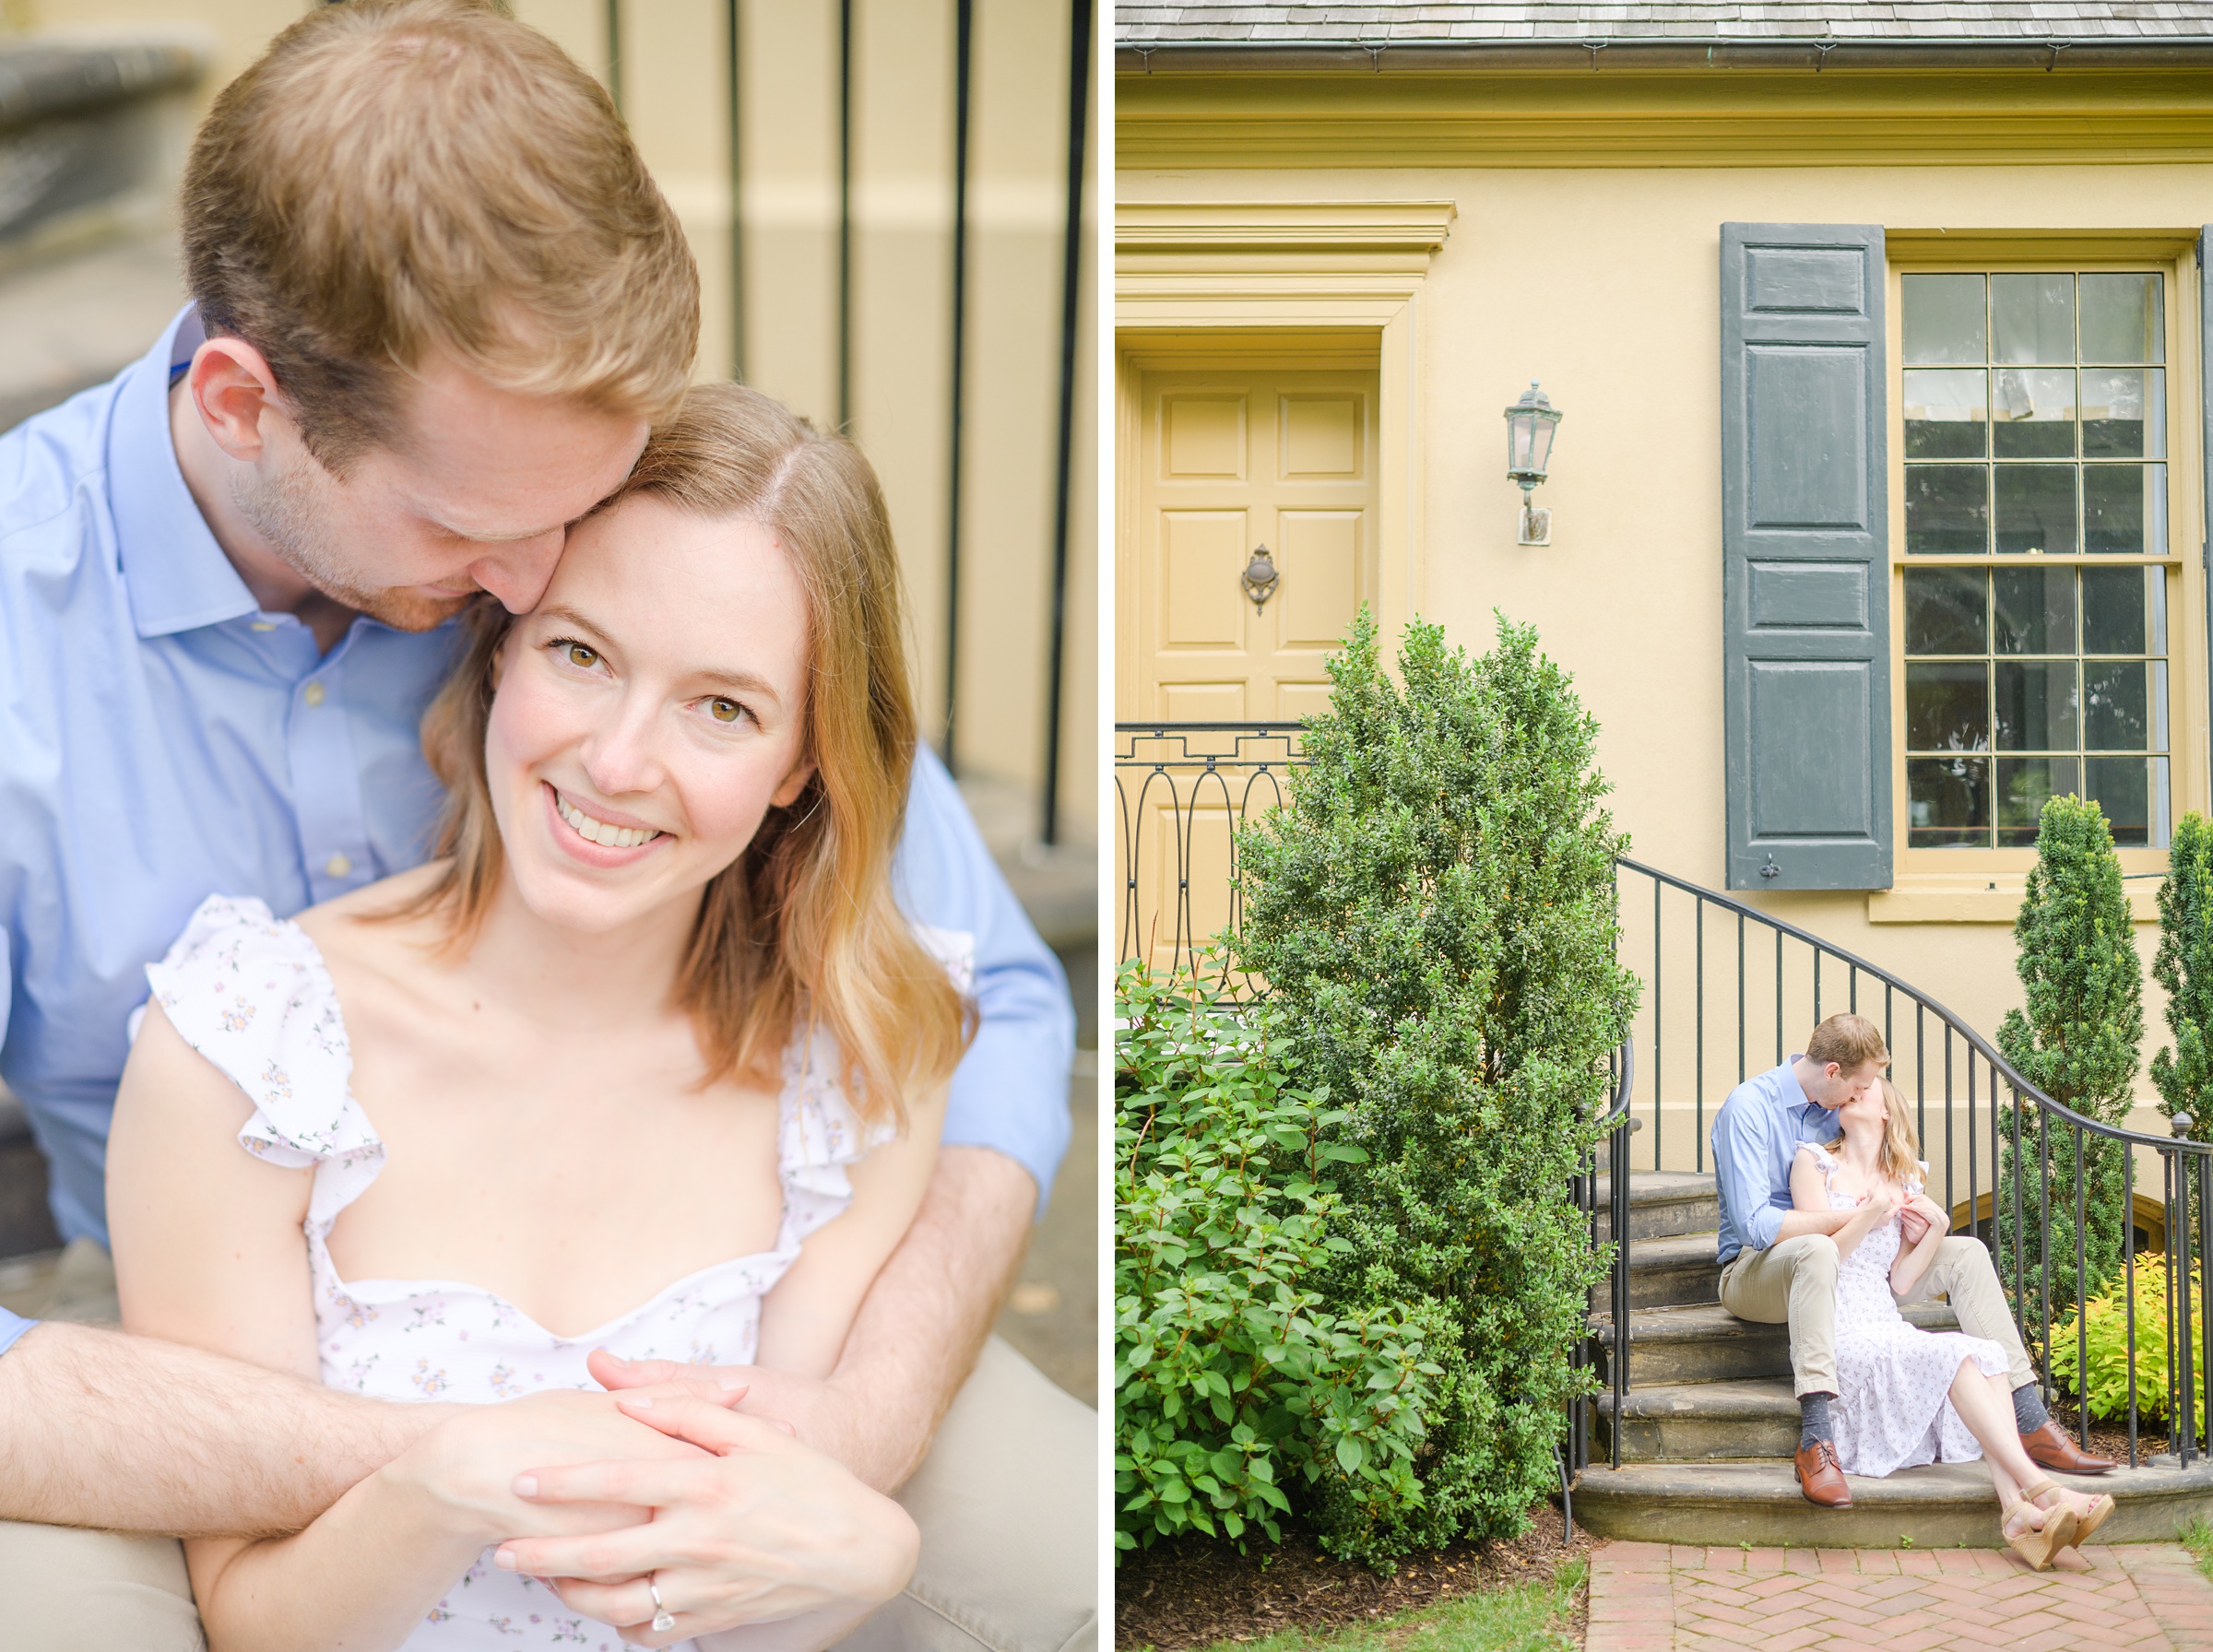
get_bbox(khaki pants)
[1719,1233,2036,1397]
[0,1246,1095,1652]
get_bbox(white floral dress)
[1801,1145,2011,1477]
[140,895,964,1652]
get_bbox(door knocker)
[1241,545,1280,613]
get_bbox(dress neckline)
[260,906,805,1344]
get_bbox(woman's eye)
[563,643,599,668]
[709,698,744,724]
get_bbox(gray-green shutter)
[2201,228,2212,788]
[1722,223,1892,891]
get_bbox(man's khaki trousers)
[0,1245,1096,1652]
[1717,1232,2037,1396]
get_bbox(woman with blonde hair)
[103,384,969,1650]
[1790,1077,2114,1570]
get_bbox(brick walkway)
[1587,1540,2213,1650]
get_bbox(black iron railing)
[1571,1042,1638,1493]
[1116,718,2213,1474]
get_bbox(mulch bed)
[2045,1391,2204,1468]
[1114,1500,1593,1650]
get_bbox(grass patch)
[2183,1516,2213,1585]
[1154,1560,1586,1652]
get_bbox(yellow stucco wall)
[1119,66,2213,1172]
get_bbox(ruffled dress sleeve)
[140,895,384,1238]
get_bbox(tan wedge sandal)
[2002,1493,2078,1571]
[2038,1482,2115,1549]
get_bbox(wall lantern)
[1504,380,1563,547]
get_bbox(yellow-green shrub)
[2048,1254,2207,1429]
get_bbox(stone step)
[1591,1302,1960,1388]
[1598,1231,1722,1310]
[1571,1457,2213,1548]
[1591,1171,1720,1244]
[1599,1378,1800,1460]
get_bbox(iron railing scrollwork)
[1115,719,2213,1486]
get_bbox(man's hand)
[588,1144,1038,1495]
[493,1392,917,1647]
[588,1349,853,1460]
[385,1382,743,1548]
[1897,1193,1949,1245]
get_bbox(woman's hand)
[385,1384,744,1549]
[491,1392,919,1646]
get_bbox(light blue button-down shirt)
[0,308,1072,1245]
[1710,1056,1843,1267]
[0,1305,30,1357]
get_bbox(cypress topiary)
[2152,811,2213,1145]
[1234,610,1639,1563]
[1995,794,2144,1316]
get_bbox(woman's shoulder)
[290,863,450,961]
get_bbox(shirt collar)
[1779,1055,1840,1130]
[109,304,258,639]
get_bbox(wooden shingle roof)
[1118,0,2213,44]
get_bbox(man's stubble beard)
[230,451,471,634]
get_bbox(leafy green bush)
[1233,612,1637,1561]
[2154,812,2213,1145]
[1114,960,1444,1560]
[2048,1254,2207,1432]
[1996,795,2144,1316]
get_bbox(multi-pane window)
[1903,566,2169,847]
[1903,273,2166,557]
[1899,270,2173,851]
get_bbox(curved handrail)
[1619,855,2213,1161]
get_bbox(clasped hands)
[396,1349,915,1648]
[1857,1185,1949,1245]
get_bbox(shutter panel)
[2200,229,2212,787]
[1721,223,1892,891]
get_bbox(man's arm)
[0,1319,445,1535]
[594,1143,1035,1493]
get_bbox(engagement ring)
[648,1576,677,1634]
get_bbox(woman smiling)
[104,384,970,1651]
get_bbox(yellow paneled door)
[1119,364,1379,974]
[1133,366,1380,722]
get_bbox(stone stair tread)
[1592,1300,1961,1344]
[1591,1170,1718,1207]
[1622,1231,1721,1269]
[1571,1456,2213,1546]
[1605,1378,1794,1421]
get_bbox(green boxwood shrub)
[1232,612,1638,1560]
[1114,961,1444,1560]
[1996,795,2144,1317]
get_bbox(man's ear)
[185,336,288,464]
[771,761,817,810]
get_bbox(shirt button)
[325,853,353,879]
[303,682,326,707]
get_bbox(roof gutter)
[1116,36,2213,72]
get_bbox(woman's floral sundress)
[1803,1144,2011,1477]
[142,894,968,1651]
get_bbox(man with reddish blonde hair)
[1711,1014,2110,1511]
[0,4,1089,1648]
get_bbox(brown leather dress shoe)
[1794,1439,1852,1506]
[2021,1421,2116,1474]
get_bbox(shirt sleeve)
[0,1305,34,1358]
[891,748,1074,1217]
[1712,1096,1787,1255]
